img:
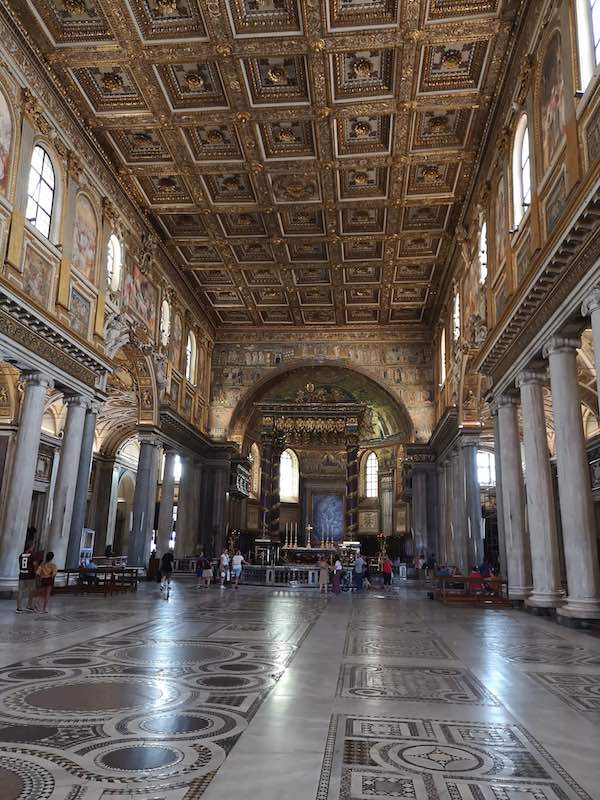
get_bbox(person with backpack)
[196,551,212,588]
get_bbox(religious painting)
[123,262,157,333]
[494,279,509,321]
[494,174,506,269]
[170,313,183,369]
[312,494,344,542]
[0,89,12,197]
[69,285,91,338]
[71,194,98,282]
[541,31,566,173]
[22,247,53,308]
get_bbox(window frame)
[365,451,379,499]
[476,449,496,487]
[26,144,56,241]
[576,0,600,90]
[185,330,197,384]
[280,448,299,502]
[106,233,123,293]
[512,114,531,228]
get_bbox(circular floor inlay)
[7,669,64,680]
[0,724,58,743]
[199,675,250,688]
[52,658,92,666]
[219,663,256,673]
[99,745,179,771]
[141,714,211,735]
[399,744,482,772]
[25,680,162,712]
[0,766,25,800]
[115,643,230,665]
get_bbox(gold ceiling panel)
[13,0,518,328]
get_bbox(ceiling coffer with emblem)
[16,0,512,327]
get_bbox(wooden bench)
[432,574,510,606]
[53,567,139,596]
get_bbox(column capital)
[495,394,519,410]
[458,432,480,449]
[88,400,102,415]
[581,286,600,317]
[542,334,580,359]
[138,432,161,448]
[64,394,90,410]
[19,371,53,390]
[516,368,548,390]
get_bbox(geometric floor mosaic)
[336,664,500,705]
[525,671,600,711]
[344,633,455,660]
[317,715,595,800]
[0,590,324,799]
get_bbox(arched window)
[479,221,488,285]
[452,290,461,341]
[160,299,171,347]
[477,450,496,486]
[576,0,600,90]
[440,327,447,385]
[185,331,197,384]
[280,449,299,501]
[512,115,531,227]
[106,234,122,292]
[365,452,379,498]
[250,442,261,498]
[26,145,55,239]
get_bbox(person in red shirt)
[381,556,394,592]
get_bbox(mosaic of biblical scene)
[22,248,53,308]
[69,286,91,338]
[170,313,183,369]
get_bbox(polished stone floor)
[0,583,599,799]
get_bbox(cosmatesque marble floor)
[0,582,599,800]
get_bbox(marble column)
[128,436,159,568]
[582,287,600,401]
[543,335,600,618]
[190,459,203,554]
[174,455,192,558]
[411,468,428,555]
[90,458,119,556]
[0,372,53,588]
[452,448,468,573]
[380,469,394,539]
[47,395,89,570]
[270,441,283,539]
[516,369,564,608]
[259,436,273,536]
[66,403,98,569]
[462,437,483,569]
[443,458,453,565]
[496,395,532,600]
[345,441,359,538]
[437,462,448,563]
[491,405,508,578]
[211,461,230,555]
[156,448,177,557]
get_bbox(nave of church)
[0,584,598,800]
[3,0,600,794]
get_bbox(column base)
[508,586,532,602]
[0,576,18,597]
[557,599,600,621]
[525,592,564,609]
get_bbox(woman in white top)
[332,557,343,594]
[220,550,230,588]
[232,550,245,589]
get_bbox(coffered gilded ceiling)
[15,0,518,329]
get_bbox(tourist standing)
[160,551,174,594]
[332,556,343,594]
[196,551,212,589]
[35,552,57,613]
[381,555,393,591]
[16,541,37,613]
[220,549,230,588]
[354,553,365,591]
[232,550,245,588]
[318,556,330,594]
